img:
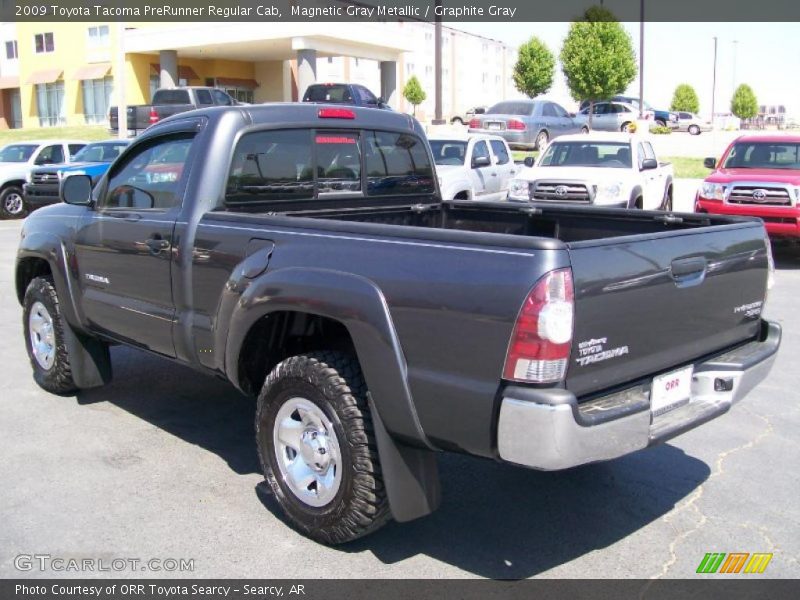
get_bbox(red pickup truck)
[695,135,800,238]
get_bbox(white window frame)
[34,32,54,54]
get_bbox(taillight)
[149,107,159,124]
[507,119,526,131]
[469,118,481,129]
[318,108,355,119]
[503,268,574,383]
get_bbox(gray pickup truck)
[108,86,238,135]
[16,104,779,544]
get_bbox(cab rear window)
[224,128,434,207]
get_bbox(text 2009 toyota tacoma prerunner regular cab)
[17,105,780,544]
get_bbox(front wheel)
[1,186,27,219]
[688,125,700,135]
[23,276,78,394]
[255,352,390,544]
[580,126,589,134]
[534,130,549,150]
[451,117,463,125]
[655,119,667,128]
[661,186,673,211]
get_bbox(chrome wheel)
[535,131,548,150]
[273,397,342,507]
[29,301,55,370]
[4,191,23,215]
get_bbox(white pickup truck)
[0,139,88,218]
[507,133,674,210]
[428,133,517,201]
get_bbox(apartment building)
[0,20,518,129]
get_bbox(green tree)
[560,5,637,128]
[513,36,555,98]
[670,84,700,113]
[402,76,426,116]
[730,84,758,120]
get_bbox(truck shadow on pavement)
[771,242,800,270]
[78,345,710,580]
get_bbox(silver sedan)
[575,101,653,132]
[675,112,713,135]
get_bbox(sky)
[457,21,800,119]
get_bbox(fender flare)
[628,185,644,208]
[16,234,111,389]
[223,267,440,522]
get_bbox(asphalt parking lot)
[0,218,798,579]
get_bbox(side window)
[594,103,608,115]
[35,144,64,165]
[637,143,646,169]
[357,86,378,105]
[551,103,569,118]
[195,90,213,106]
[490,140,509,165]
[212,90,232,105]
[100,134,195,210]
[315,132,361,194]
[226,129,313,205]
[542,103,557,118]
[643,142,656,161]
[68,144,85,159]
[363,130,435,196]
[472,140,490,164]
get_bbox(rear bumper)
[497,320,780,470]
[468,128,535,149]
[696,198,800,237]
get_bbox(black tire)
[1,185,27,219]
[689,125,700,135]
[633,196,644,209]
[255,352,390,544]
[23,276,78,394]
[580,126,590,134]
[620,121,632,132]
[534,130,549,150]
[655,119,667,128]
[451,117,464,125]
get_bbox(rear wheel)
[620,121,633,132]
[255,352,390,544]
[534,130,549,150]
[23,276,79,394]
[688,125,700,135]
[1,186,27,219]
[655,119,667,128]
[580,126,589,134]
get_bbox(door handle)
[670,257,707,288]
[145,237,170,254]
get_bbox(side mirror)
[641,158,658,170]
[523,156,535,168]
[703,157,717,169]
[472,155,491,168]
[60,174,93,206]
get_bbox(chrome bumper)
[497,320,780,470]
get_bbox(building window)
[5,40,18,60]
[35,81,65,127]
[405,62,414,74]
[87,25,110,48]
[82,76,113,124]
[34,32,54,54]
[327,57,333,64]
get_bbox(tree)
[730,84,758,120]
[513,37,555,98]
[402,76,426,116]
[560,6,637,128]
[670,84,700,113]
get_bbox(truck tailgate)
[566,223,769,398]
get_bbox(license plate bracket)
[651,365,693,417]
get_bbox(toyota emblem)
[752,189,768,202]
[554,185,569,197]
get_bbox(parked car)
[580,96,678,129]
[109,86,239,135]
[428,133,517,200]
[468,99,586,150]
[450,106,487,125]
[0,139,88,219]
[696,135,800,238]
[302,83,390,110]
[676,112,713,135]
[508,132,674,210]
[22,140,131,214]
[17,103,778,545]
[576,101,653,132]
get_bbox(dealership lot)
[0,218,798,579]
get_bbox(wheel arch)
[628,185,644,208]
[225,267,441,522]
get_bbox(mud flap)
[368,395,441,522]
[61,321,112,389]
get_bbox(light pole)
[732,40,738,94]
[115,22,126,140]
[638,0,644,119]
[711,36,718,123]
[432,0,444,125]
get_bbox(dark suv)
[302,83,391,110]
